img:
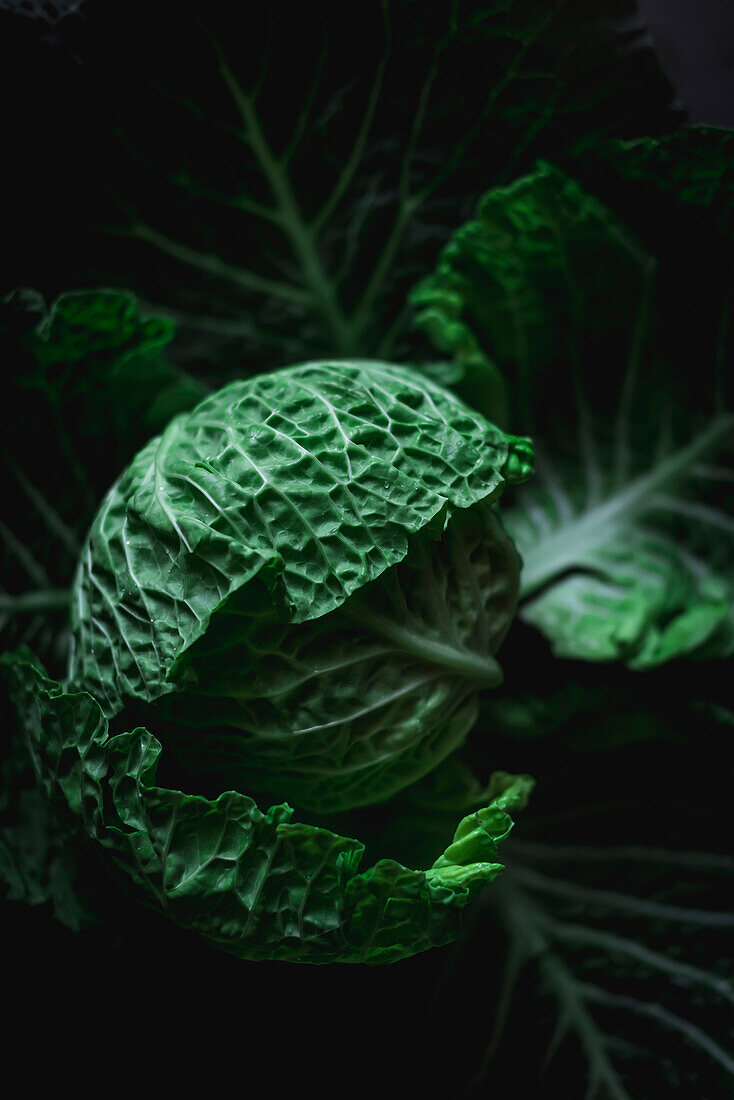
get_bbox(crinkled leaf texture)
[0,723,97,932]
[21,287,208,448]
[158,503,521,812]
[1,650,533,965]
[0,288,207,665]
[411,139,734,668]
[69,359,531,811]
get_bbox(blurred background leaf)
[2,0,680,376]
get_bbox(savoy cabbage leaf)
[69,360,531,712]
[411,132,734,667]
[0,288,207,669]
[314,643,733,1094]
[2,646,534,965]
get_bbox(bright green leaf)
[1,650,530,965]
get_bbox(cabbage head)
[4,360,534,963]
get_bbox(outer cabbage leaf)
[1,650,533,965]
[0,709,96,932]
[15,287,207,457]
[411,150,734,668]
[70,359,532,717]
[0,288,207,669]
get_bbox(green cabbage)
[4,359,534,963]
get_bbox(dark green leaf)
[1,1,679,371]
[70,360,531,718]
[1,649,532,964]
[1,289,207,672]
[411,148,734,666]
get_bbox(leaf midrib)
[518,414,734,598]
[344,604,503,687]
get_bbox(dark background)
[638,0,734,127]
[1,1,732,1096]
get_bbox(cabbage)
[4,359,534,963]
